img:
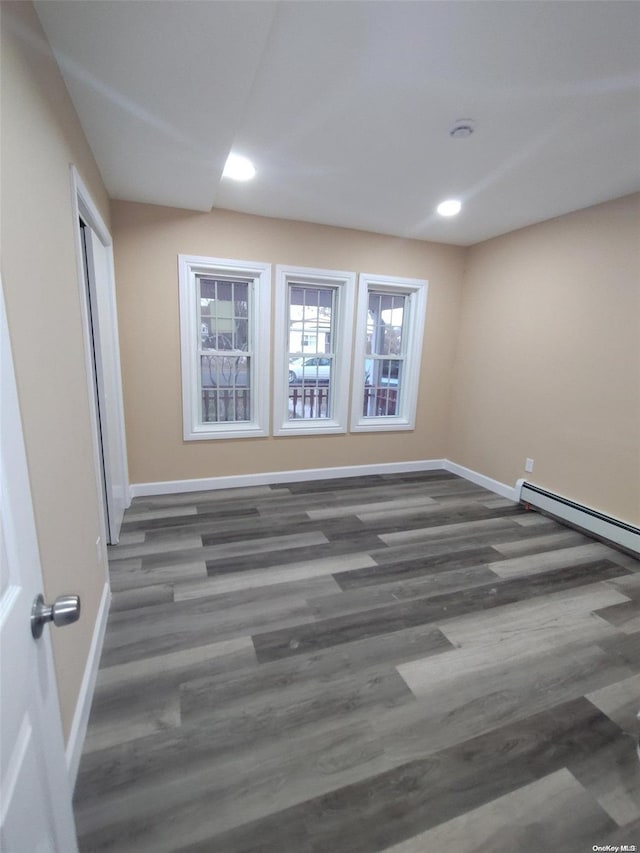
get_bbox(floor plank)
[380,768,616,853]
[74,471,640,852]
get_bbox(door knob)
[31,593,81,639]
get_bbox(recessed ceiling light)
[222,153,256,181]
[437,199,462,217]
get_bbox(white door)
[79,220,128,542]
[0,280,78,852]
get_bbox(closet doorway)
[73,167,129,544]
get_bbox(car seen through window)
[288,356,332,383]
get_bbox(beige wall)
[449,193,640,525]
[1,2,112,739]
[112,202,466,484]
[2,0,637,761]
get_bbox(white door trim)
[70,166,130,545]
[65,578,110,784]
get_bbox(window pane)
[197,274,252,423]
[200,355,250,423]
[363,356,400,416]
[288,357,331,419]
[198,277,249,352]
[200,279,217,300]
[288,285,333,356]
[368,292,405,355]
[234,319,249,351]
[363,291,406,418]
[233,283,249,350]
[201,354,249,388]
[233,282,248,313]
[363,384,399,417]
[287,283,335,420]
[381,359,401,381]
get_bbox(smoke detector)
[449,119,475,139]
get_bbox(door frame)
[70,166,130,545]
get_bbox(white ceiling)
[35,1,640,246]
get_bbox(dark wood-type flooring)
[74,471,640,852]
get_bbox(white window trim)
[350,272,428,433]
[178,254,271,440]
[274,265,355,436]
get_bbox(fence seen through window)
[199,277,252,424]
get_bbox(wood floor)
[73,471,640,852]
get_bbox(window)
[351,273,428,432]
[178,255,271,440]
[274,265,355,435]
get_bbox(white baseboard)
[130,459,447,497]
[65,579,111,787]
[443,460,521,502]
[519,481,640,556]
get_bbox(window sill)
[184,424,268,441]
[350,417,414,433]
[274,420,347,437]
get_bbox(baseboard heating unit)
[519,482,640,557]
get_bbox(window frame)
[273,265,355,436]
[178,254,271,440]
[350,272,428,433]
